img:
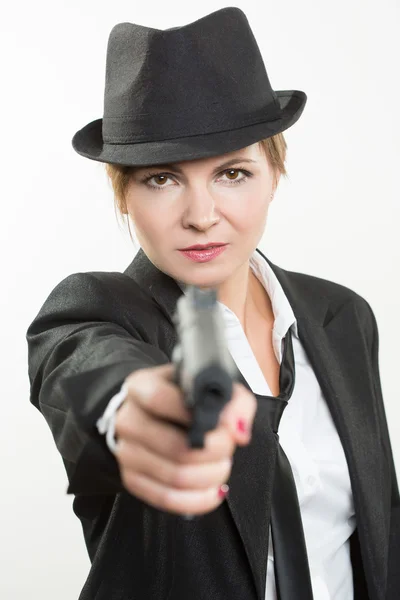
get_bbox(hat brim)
[71,90,306,167]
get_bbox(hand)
[114,363,257,516]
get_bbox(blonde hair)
[105,133,288,242]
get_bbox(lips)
[180,243,226,251]
[178,244,228,263]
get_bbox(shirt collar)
[249,249,298,339]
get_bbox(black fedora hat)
[72,7,307,167]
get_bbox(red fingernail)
[218,484,229,498]
[236,418,248,434]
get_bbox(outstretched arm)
[26,271,170,495]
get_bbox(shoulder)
[288,266,367,301]
[30,270,165,340]
[44,269,151,310]
[280,265,377,340]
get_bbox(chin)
[175,267,229,289]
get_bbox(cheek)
[128,203,166,246]
[230,193,269,231]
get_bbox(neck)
[217,260,274,334]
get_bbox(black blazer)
[26,248,400,600]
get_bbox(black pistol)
[171,285,239,519]
[172,285,239,448]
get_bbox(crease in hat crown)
[71,6,307,166]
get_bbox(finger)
[117,441,232,490]
[125,364,192,426]
[148,362,177,382]
[121,469,229,516]
[115,400,235,465]
[217,382,257,445]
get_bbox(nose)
[182,186,220,231]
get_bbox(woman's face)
[125,142,278,289]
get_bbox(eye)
[225,169,240,180]
[219,168,250,185]
[142,173,176,189]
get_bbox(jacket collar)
[124,247,329,327]
[124,247,389,600]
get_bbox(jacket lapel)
[125,248,389,600]
[296,307,389,600]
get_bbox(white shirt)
[96,250,356,599]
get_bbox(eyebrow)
[137,157,257,175]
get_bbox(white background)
[1,1,399,598]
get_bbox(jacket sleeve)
[360,297,400,598]
[26,271,171,495]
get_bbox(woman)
[26,7,399,600]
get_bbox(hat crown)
[102,7,281,143]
